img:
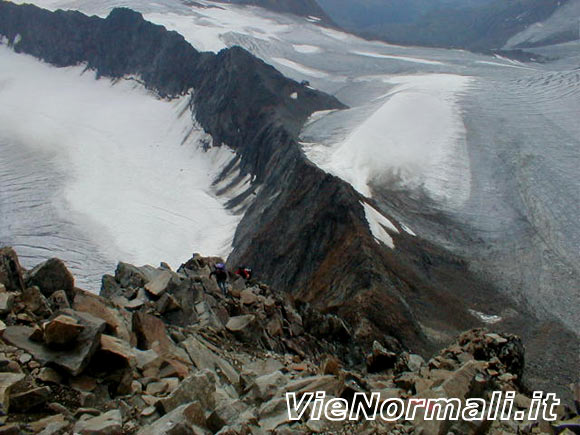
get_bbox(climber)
[209,263,228,295]
[235,265,253,282]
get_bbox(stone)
[9,386,51,412]
[156,370,216,414]
[366,341,397,373]
[137,402,208,435]
[70,375,97,392]
[146,381,168,396]
[225,315,255,333]
[43,314,84,348]
[28,414,68,434]
[207,400,251,432]
[0,293,14,315]
[133,312,178,357]
[0,423,21,435]
[440,360,486,400]
[20,286,52,317]
[37,367,62,384]
[250,371,289,401]
[240,289,259,305]
[141,406,157,417]
[0,373,25,415]
[156,293,181,314]
[258,397,291,432]
[283,375,344,397]
[134,349,160,370]
[114,262,150,288]
[0,247,24,292]
[3,309,106,376]
[26,258,75,300]
[73,409,122,434]
[0,320,6,335]
[159,360,190,379]
[73,291,131,342]
[319,355,341,375]
[98,334,136,368]
[181,337,239,387]
[144,270,173,298]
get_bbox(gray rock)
[26,258,74,300]
[0,373,25,415]
[0,247,24,292]
[249,371,289,401]
[114,263,157,289]
[0,293,14,315]
[156,370,215,415]
[3,309,106,376]
[73,409,122,434]
[145,270,173,298]
[225,315,255,333]
[181,337,239,387]
[47,290,70,311]
[20,286,52,316]
[137,402,209,435]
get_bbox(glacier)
[0,45,244,290]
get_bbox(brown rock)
[240,289,258,305]
[73,409,122,434]
[226,315,255,333]
[70,375,97,392]
[133,312,175,356]
[0,293,14,315]
[144,270,173,298]
[0,373,25,415]
[0,247,24,292]
[37,367,62,384]
[73,291,131,342]
[366,341,397,373]
[44,314,84,348]
[26,258,75,300]
[9,386,51,412]
[47,290,70,311]
[319,355,341,376]
[20,286,52,317]
[156,370,215,414]
[98,334,135,368]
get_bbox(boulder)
[137,402,208,435]
[249,371,289,401]
[20,286,52,317]
[156,370,215,415]
[0,293,14,315]
[144,270,173,298]
[28,414,69,435]
[97,334,136,368]
[258,397,292,432]
[0,373,25,415]
[439,360,486,400]
[133,312,173,354]
[0,247,24,292]
[73,409,122,435]
[26,258,74,300]
[366,341,397,373]
[73,291,131,342]
[240,289,258,305]
[156,293,181,314]
[43,314,84,348]
[181,337,239,387]
[47,290,70,311]
[9,386,51,412]
[226,315,255,333]
[114,263,157,289]
[3,310,106,376]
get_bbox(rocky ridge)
[0,247,578,434]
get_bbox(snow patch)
[469,309,503,325]
[352,50,445,66]
[302,74,473,207]
[362,202,399,249]
[271,57,328,78]
[290,92,298,100]
[400,223,416,237]
[293,44,321,54]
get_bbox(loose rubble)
[0,248,577,434]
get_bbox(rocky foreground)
[0,247,577,434]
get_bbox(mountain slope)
[218,0,334,24]
[317,0,570,50]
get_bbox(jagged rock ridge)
[0,248,578,433]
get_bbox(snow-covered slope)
[0,45,243,288]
